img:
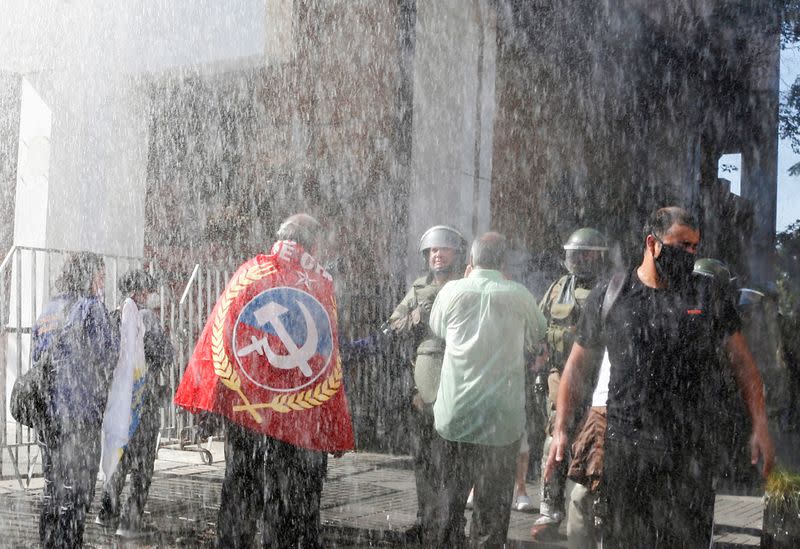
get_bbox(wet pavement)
[0,441,763,548]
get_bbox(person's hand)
[543,428,568,482]
[532,345,549,372]
[750,422,775,478]
[409,302,432,326]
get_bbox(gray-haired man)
[429,232,547,547]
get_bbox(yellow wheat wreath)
[211,262,343,423]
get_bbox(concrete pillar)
[13,74,149,256]
[408,0,497,278]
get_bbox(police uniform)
[537,273,594,523]
[387,273,447,539]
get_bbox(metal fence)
[0,244,243,485]
[160,263,233,463]
[0,244,414,486]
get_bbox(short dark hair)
[55,252,104,296]
[470,232,508,270]
[643,207,698,241]
[276,213,321,251]
[118,269,157,296]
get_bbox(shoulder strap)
[601,271,627,324]
[539,276,564,311]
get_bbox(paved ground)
[0,442,764,548]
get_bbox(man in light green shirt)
[429,232,547,548]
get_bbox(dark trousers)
[216,421,328,549]
[38,426,102,549]
[435,437,519,548]
[602,436,715,549]
[98,408,160,528]
[410,403,443,539]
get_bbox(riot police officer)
[386,225,467,544]
[532,227,607,540]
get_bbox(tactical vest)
[540,274,592,372]
[388,275,447,403]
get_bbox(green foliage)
[776,220,800,318]
[781,1,800,175]
[765,468,800,513]
[779,81,800,176]
[783,0,800,47]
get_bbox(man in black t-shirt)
[544,207,774,548]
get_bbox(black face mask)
[654,243,695,289]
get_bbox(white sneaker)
[514,495,535,512]
[533,511,563,526]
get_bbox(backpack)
[10,352,51,429]
[601,271,627,325]
[11,296,78,430]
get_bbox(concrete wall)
[407,0,496,273]
[490,1,778,282]
[1,1,271,260]
[0,74,20,258]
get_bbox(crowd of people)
[18,207,777,548]
[382,206,774,548]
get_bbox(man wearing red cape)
[175,213,354,548]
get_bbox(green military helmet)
[563,227,607,278]
[693,257,736,286]
[563,228,608,252]
[737,287,765,310]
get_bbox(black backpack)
[10,351,51,429]
[11,297,77,430]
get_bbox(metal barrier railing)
[0,245,145,487]
[159,263,233,463]
[0,245,240,485]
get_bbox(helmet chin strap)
[573,272,597,286]
[432,264,456,274]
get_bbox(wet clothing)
[39,428,102,549]
[430,269,546,446]
[429,268,545,547]
[99,308,172,529]
[576,269,741,547]
[566,352,610,548]
[388,274,447,403]
[408,402,444,541]
[566,481,598,549]
[173,242,349,548]
[32,295,118,428]
[537,273,596,522]
[434,438,520,548]
[217,421,327,549]
[387,273,449,540]
[32,294,117,549]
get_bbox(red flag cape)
[174,240,355,452]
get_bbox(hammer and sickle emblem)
[236,301,319,377]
